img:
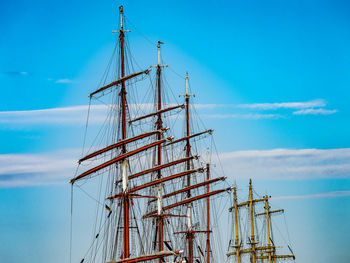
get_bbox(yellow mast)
[249,179,256,263]
[255,197,295,262]
[227,180,266,261]
[233,186,240,263]
[228,180,294,263]
[265,195,272,263]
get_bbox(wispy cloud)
[0,149,77,187]
[293,108,338,115]
[1,147,350,187]
[202,113,282,119]
[0,105,105,125]
[217,148,350,180]
[0,98,337,127]
[2,71,28,76]
[55,78,74,84]
[237,99,326,110]
[273,190,350,200]
[0,104,157,126]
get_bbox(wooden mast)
[118,6,130,259]
[206,148,211,263]
[265,196,272,263]
[156,41,165,263]
[184,72,194,263]
[249,179,256,263]
[233,186,240,263]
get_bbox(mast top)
[180,72,194,99]
[157,41,164,66]
[151,41,167,68]
[112,6,130,34]
[119,6,123,29]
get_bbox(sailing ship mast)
[119,6,130,259]
[70,6,232,263]
[227,180,295,263]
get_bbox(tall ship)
[69,6,295,263]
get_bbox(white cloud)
[217,148,350,180]
[0,105,107,125]
[0,149,78,187]
[0,98,337,127]
[237,99,326,110]
[2,71,28,76]
[202,113,282,119]
[1,147,350,187]
[55,78,75,84]
[273,190,350,200]
[293,108,338,115]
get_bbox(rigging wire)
[124,15,156,48]
[75,184,105,207]
[81,98,92,157]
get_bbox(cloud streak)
[0,98,336,127]
[0,150,77,187]
[293,108,338,115]
[237,99,326,110]
[1,71,28,76]
[202,113,282,119]
[55,78,75,84]
[273,190,350,200]
[0,105,105,125]
[217,148,350,180]
[1,147,350,187]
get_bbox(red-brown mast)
[184,73,194,263]
[118,6,130,259]
[156,41,164,263]
[206,148,211,263]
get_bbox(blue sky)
[0,0,350,262]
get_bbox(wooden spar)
[159,177,226,201]
[78,129,165,163]
[128,168,204,193]
[128,155,198,180]
[144,187,233,217]
[229,196,267,210]
[129,104,184,123]
[70,137,171,184]
[164,129,213,146]
[89,69,151,97]
[256,255,295,260]
[107,250,183,263]
[206,148,211,263]
[255,209,284,217]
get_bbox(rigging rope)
[82,98,92,157]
